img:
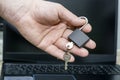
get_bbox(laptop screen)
[4,0,118,63]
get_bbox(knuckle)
[36,41,47,50]
[56,3,63,8]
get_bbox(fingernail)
[79,48,89,57]
[90,41,96,49]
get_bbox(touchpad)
[33,74,76,80]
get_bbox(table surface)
[0,51,120,75]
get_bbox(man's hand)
[0,0,96,62]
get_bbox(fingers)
[54,38,89,57]
[45,45,75,62]
[85,39,96,49]
[62,24,92,39]
[58,5,86,27]
[45,27,96,62]
[82,24,92,33]
[62,29,96,49]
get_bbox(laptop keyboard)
[4,63,120,75]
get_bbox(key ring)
[79,16,88,30]
[66,42,74,50]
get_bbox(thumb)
[58,6,85,27]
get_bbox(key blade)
[65,61,68,70]
[63,52,71,70]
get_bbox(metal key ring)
[66,42,74,50]
[79,16,88,30]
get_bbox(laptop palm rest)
[4,74,76,80]
[34,74,76,80]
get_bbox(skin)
[0,0,96,62]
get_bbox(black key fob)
[68,29,90,48]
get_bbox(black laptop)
[1,0,120,80]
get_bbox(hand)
[0,0,96,62]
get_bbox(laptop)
[1,0,120,80]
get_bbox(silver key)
[63,51,71,70]
[63,42,73,70]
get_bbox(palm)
[19,1,66,52]
[35,23,68,51]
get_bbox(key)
[68,16,90,48]
[63,42,73,70]
[63,52,71,70]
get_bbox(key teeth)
[65,62,68,70]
